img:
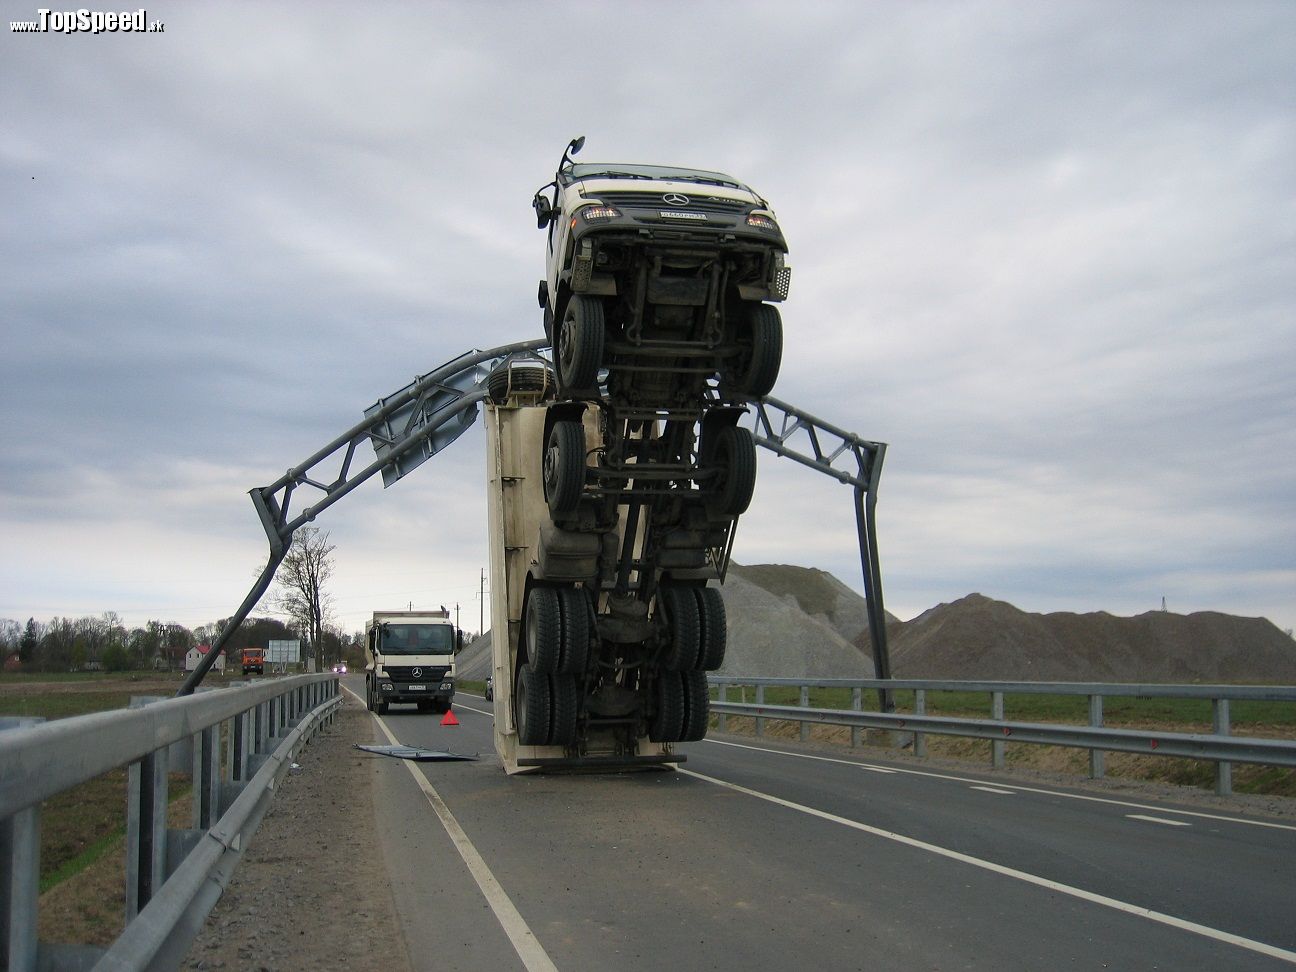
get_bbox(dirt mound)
[892,593,1296,683]
[729,562,898,644]
[468,570,1293,685]
[455,632,492,682]
[717,570,875,678]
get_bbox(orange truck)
[241,647,265,675]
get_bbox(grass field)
[0,673,207,888]
[711,683,1296,796]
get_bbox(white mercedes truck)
[364,609,461,715]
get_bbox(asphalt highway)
[342,677,1296,971]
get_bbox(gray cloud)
[2,1,1292,637]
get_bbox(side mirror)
[455,630,465,654]
[533,194,554,229]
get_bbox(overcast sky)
[2,1,1293,642]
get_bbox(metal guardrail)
[708,676,1296,796]
[1,675,341,972]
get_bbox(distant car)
[332,662,347,674]
[484,675,493,701]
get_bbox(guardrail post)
[800,685,810,742]
[851,687,862,747]
[1214,698,1232,796]
[2,717,44,972]
[755,685,765,737]
[1,805,40,972]
[126,747,168,921]
[914,690,927,758]
[1088,695,1105,779]
[991,691,1005,769]
[194,725,220,829]
[717,685,727,733]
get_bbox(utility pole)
[479,567,485,637]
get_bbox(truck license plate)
[408,684,426,691]
[659,211,707,220]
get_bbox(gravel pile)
[457,567,1296,684]
[891,592,1296,682]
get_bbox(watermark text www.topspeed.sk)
[11,9,164,33]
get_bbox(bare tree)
[272,527,336,673]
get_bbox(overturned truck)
[487,138,793,772]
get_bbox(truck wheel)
[681,670,711,741]
[707,425,757,517]
[557,295,604,391]
[695,586,727,671]
[525,587,562,673]
[734,303,783,398]
[487,358,555,405]
[517,666,552,746]
[376,695,389,716]
[543,420,585,514]
[649,672,685,743]
[659,587,701,672]
[557,587,591,675]
[550,674,579,746]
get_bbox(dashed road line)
[970,785,1015,795]
[1128,814,1192,827]
[702,737,1296,831]
[680,767,1296,966]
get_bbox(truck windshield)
[379,624,454,655]
[566,163,747,190]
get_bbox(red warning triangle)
[440,708,459,726]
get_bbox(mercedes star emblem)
[662,193,690,206]
[412,668,422,678]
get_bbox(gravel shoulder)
[183,694,412,972]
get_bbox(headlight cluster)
[746,214,779,232]
[573,205,622,227]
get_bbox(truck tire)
[557,587,591,675]
[659,587,701,672]
[525,587,563,674]
[681,670,711,741]
[649,671,685,743]
[517,666,552,746]
[707,424,757,517]
[695,586,727,671]
[557,295,605,392]
[734,303,783,398]
[543,420,585,515]
[549,674,579,746]
[487,358,555,405]
[376,694,389,716]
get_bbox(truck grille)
[595,191,747,216]
[385,666,449,682]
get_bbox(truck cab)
[241,647,265,675]
[532,137,788,406]
[364,610,461,715]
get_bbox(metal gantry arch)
[180,340,891,704]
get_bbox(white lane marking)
[861,766,897,774]
[1128,815,1192,827]
[344,686,557,972]
[702,737,1296,832]
[971,785,1016,795]
[680,767,1296,965]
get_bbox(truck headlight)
[746,214,779,232]
[573,205,621,226]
